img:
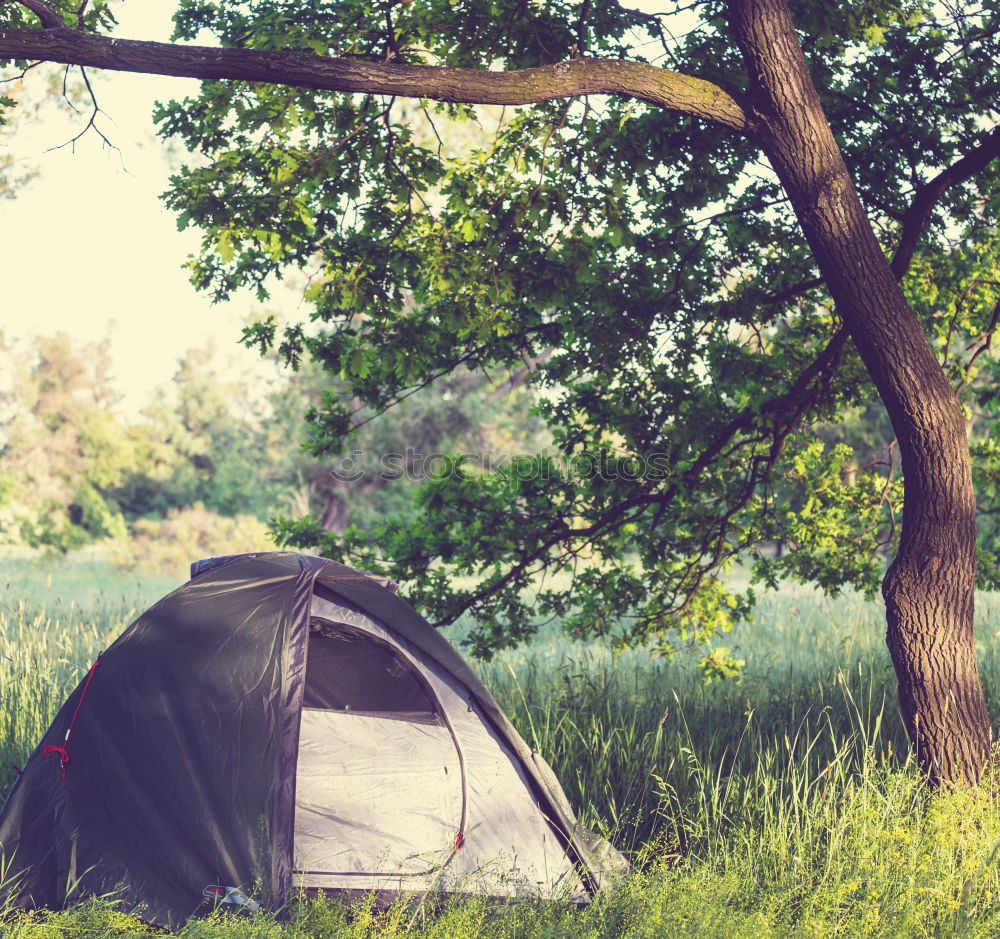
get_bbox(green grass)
[4,554,1000,936]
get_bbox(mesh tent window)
[303,620,440,722]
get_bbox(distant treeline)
[0,332,544,571]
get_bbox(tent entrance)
[292,620,465,879]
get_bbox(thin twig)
[956,300,1000,393]
[60,63,79,112]
[46,65,122,158]
[0,60,42,86]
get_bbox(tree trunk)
[729,0,993,783]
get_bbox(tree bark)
[728,0,992,783]
[0,27,750,131]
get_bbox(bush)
[111,505,275,578]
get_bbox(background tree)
[118,345,286,520]
[0,327,529,562]
[263,348,550,536]
[1,0,998,783]
[0,332,137,549]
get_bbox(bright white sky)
[1,2,290,415]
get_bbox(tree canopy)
[141,0,997,659]
[2,0,998,780]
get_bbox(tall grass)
[0,553,180,794]
[464,587,896,850]
[4,556,1000,936]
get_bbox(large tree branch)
[13,0,66,30]
[759,128,1000,307]
[0,27,752,132]
[891,126,1000,278]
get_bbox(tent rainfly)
[0,552,626,927]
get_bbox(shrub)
[111,505,275,578]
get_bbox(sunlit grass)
[4,553,1000,936]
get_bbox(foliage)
[117,345,292,522]
[0,82,37,200]
[0,0,114,32]
[0,328,537,557]
[143,0,1000,659]
[0,336,286,552]
[0,334,138,551]
[109,505,274,578]
[8,557,1000,934]
[262,350,550,537]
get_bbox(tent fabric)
[307,573,625,891]
[293,710,462,876]
[0,554,303,925]
[303,593,586,899]
[0,552,626,928]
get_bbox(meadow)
[4,552,1000,936]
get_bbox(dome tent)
[0,552,626,927]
